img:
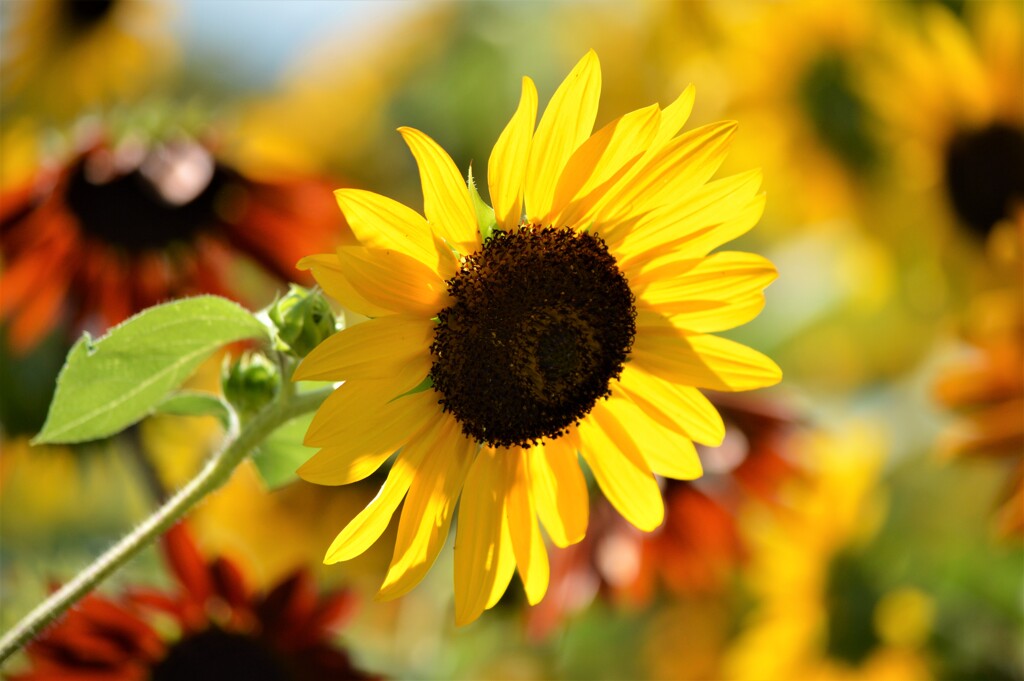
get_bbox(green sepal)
[267,284,337,358]
[468,165,498,242]
[221,352,280,418]
[390,375,433,403]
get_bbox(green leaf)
[35,296,268,444]
[468,165,497,242]
[154,391,232,429]
[251,412,316,489]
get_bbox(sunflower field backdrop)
[0,2,1021,680]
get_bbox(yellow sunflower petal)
[303,380,435,448]
[604,168,763,257]
[323,444,427,564]
[485,512,517,610]
[617,363,725,446]
[454,447,515,626]
[650,84,696,151]
[335,246,449,317]
[633,252,777,333]
[298,390,436,484]
[524,50,602,221]
[378,416,476,601]
[399,127,479,255]
[597,120,738,225]
[297,446,395,487]
[333,188,438,268]
[604,396,703,480]
[294,315,433,382]
[529,434,589,547]
[297,254,390,318]
[550,103,661,227]
[668,192,767,262]
[617,194,765,271]
[489,76,538,231]
[623,203,769,281]
[567,85,696,230]
[506,453,550,605]
[633,311,783,391]
[577,402,665,532]
[666,295,767,335]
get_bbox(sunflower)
[862,1,1023,240]
[229,4,455,182]
[6,523,379,681]
[0,0,175,120]
[296,51,780,625]
[723,430,933,681]
[866,2,1024,538]
[709,0,880,226]
[0,128,346,355]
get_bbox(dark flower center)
[430,226,636,448]
[798,51,876,172]
[944,122,1024,238]
[63,0,116,30]
[65,141,235,253]
[151,627,292,681]
[824,551,881,665]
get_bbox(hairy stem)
[0,386,332,666]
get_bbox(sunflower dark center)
[430,226,636,448]
[151,627,292,681]
[65,141,234,253]
[944,122,1024,238]
[63,0,116,30]
[798,51,876,172]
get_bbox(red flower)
[0,132,349,353]
[9,524,379,681]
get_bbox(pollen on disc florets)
[429,225,636,449]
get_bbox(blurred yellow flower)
[1,0,176,120]
[712,0,879,226]
[297,51,780,625]
[0,437,150,544]
[724,428,933,681]
[864,1,1023,239]
[226,5,454,180]
[0,119,46,191]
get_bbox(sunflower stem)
[0,385,333,667]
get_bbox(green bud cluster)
[268,284,336,358]
[222,352,280,416]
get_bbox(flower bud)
[268,285,336,358]
[222,352,279,416]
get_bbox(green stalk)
[0,385,333,666]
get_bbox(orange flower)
[935,217,1024,537]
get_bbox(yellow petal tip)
[454,609,481,628]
